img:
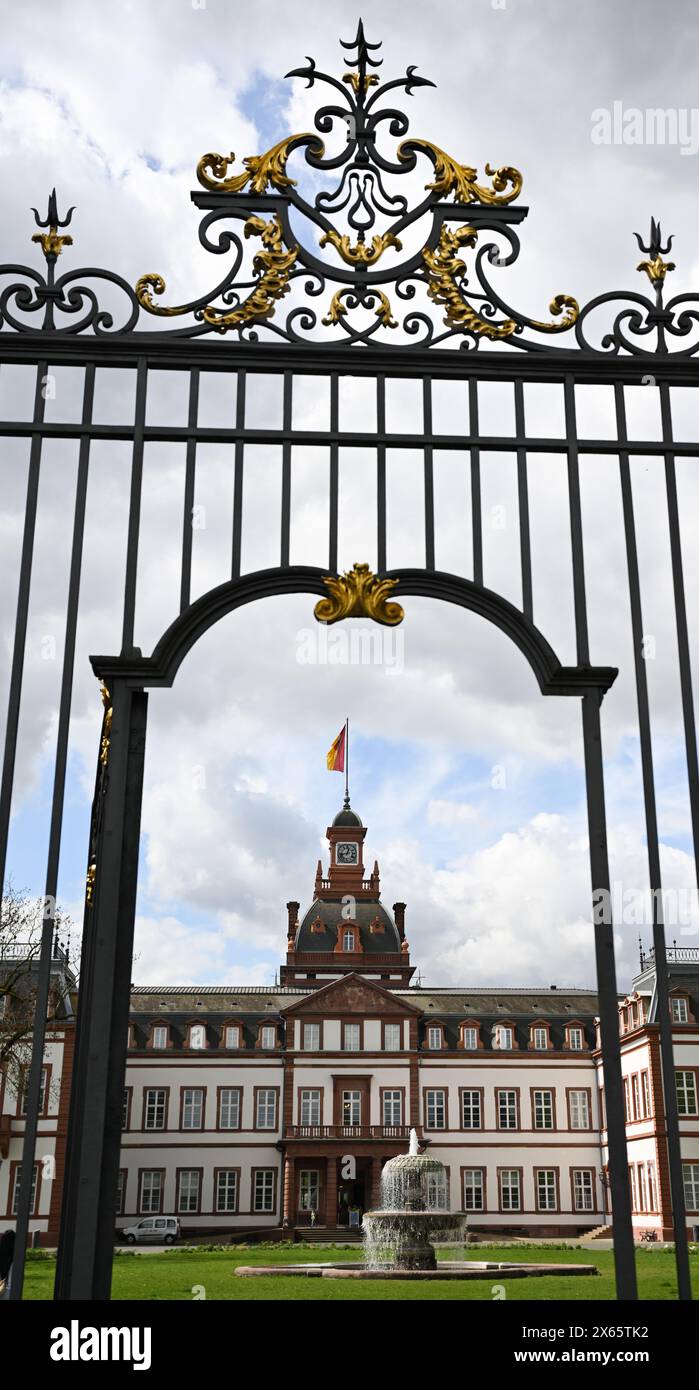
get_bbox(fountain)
[235,1130,599,1281]
[363,1129,465,1271]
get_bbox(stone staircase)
[585,1224,614,1240]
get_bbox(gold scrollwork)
[314,562,404,626]
[86,862,96,907]
[422,224,517,338]
[136,214,298,331]
[399,139,523,205]
[528,293,580,333]
[637,254,675,284]
[319,228,402,266]
[322,286,397,328]
[99,682,112,769]
[196,133,323,194]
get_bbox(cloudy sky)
[1,0,699,990]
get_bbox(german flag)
[327,725,346,773]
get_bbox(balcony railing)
[285,1124,412,1141]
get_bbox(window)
[152,1025,168,1049]
[425,1089,446,1129]
[672,996,689,1023]
[218,1088,241,1130]
[637,1164,647,1212]
[122,1089,131,1131]
[255,1089,278,1130]
[302,1022,320,1051]
[497,1089,518,1130]
[641,1071,651,1118]
[299,1169,320,1212]
[300,1089,321,1126]
[631,1074,641,1120]
[495,1025,513,1050]
[144,1088,167,1131]
[115,1171,125,1214]
[461,1090,482,1130]
[140,1170,162,1214]
[623,1077,631,1121]
[189,1024,206,1050]
[463,1169,485,1212]
[427,1026,442,1050]
[342,928,355,951]
[461,1026,478,1050]
[499,1169,521,1211]
[533,1026,548,1050]
[216,1170,238,1213]
[647,1160,657,1212]
[260,1025,276,1049]
[629,1164,638,1211]
[225,1025,241,1049]
[343,1023,361,1052]
[253,1169,276,1213]
[21,1067,47,1115]
[426,1170,448,1210]
[182,1088,204,1130]
[536,1170,557,1211]
[573,1169,594,1212]
[12,1163,38,1216]
[384,1023,401,1051]
[676,1070,698,1116]
[382,1090,403,1127]
[569,1090,591,1130]
[533,1090,554,1130]
[177,1170,200,1214]
[683,1163,699,1211]
[568,1026,584,1050]
[341,1091,361,1127]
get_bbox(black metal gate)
[2,25,697,1300]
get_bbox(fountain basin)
[362,1209,466,1271]
[235,1260,600,1280]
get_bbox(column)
[282,1155,295,1228]
[325,1156,338,1228]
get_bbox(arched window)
[342,927,355,951]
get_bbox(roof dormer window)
[151,1023,169,1050]
[188,1023,206,1051]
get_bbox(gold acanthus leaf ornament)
[136,215,298,331]
[99,682,112,769]
[422,224,517,338]
[637,254,675,284]
[314,563,404,626]
[319,228,402,266]
[196,134,323,194]
[399,139,523,205]
[343,71,379,94]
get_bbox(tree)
[0,884,76,1101]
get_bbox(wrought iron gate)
[2,25,698,1300]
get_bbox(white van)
[121,1216,180,1245]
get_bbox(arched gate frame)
[2,27,698,1301]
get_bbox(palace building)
[1,799,699,1242]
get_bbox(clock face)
[336,841,358,865]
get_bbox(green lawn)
[21,1243,697,1301]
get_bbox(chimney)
[286,901,300,934]
[393,902,406,940]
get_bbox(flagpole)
[345,716,349,805]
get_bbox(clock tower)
[324,795,368,895]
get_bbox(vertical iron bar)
[329,374,338,572]
[514,378,533,621]
[55,683,148,1299]
[377,374,386,573]
[0,361,47,895]
[615,382,691,1299]
[179,367,199,612]
[423,376,435,571]
[231,370,246,578]
[582,691,638,1300]
[659,381,699,881]
[280,371,292,568]
[121,358,147,651]
[468,378,482,585]
[563,375,590,665]
[11,364,95,1299]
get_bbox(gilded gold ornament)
[422,224,517,338]
[31,230,73,259]
[314,562,404,626]
[196,134,323,194]
[528,293,580,332]
[322,287,397,328]
[399,140,522,205]
[86,862,96,907]
[319,228,402,266]
[202,215,298,331]
[99,682,112,769]
[342,71,379,94]
[637,254,675,284]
